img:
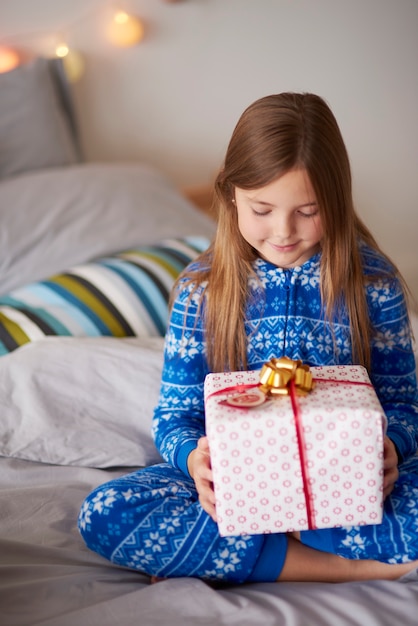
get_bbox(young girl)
[78,93,418,583]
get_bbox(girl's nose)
[273,213,294,239]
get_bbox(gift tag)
[223,388,266,408]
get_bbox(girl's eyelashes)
[298,208,319,218]
[250,207,319,218]
[251,208,271,216]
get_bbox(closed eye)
[298,208,319,218]
[251,207,272,216]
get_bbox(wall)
[1,0,417,297]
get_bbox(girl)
[79,93,418,583]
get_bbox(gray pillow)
[0,57,79,180]
[0,162,215,295]
[0,336,165,468]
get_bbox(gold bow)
[259,357,314,397]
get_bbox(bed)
[1,57,418,626]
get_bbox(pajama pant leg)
[78,463,285,583]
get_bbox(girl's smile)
[234,169,323,268]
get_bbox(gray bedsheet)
[1,457,417,626]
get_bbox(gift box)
[204,361,386,537]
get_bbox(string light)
[107,11,145,47]
[0,46,20,73]
[0,4,148,80]
[55,43,70,58]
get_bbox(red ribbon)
[206,377,372,404]
[288,379,314,528]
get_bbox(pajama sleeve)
[152,276,210,477]
[367,271,418,463]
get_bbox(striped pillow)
[0,236,209,356]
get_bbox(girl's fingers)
[191,437,217,520]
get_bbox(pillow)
[0,335,165,468]
[0,57,79,180]
[0,236,209,356]
[0,162,215,295]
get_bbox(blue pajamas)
[78,456,418,582]
[78,248,418,581]
[78,463,285,582]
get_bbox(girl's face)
[234,168,323,268]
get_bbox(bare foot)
[364,558,418,581]
[279,537,418,583]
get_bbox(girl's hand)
[187,436,217,521]
[383,436,399,499]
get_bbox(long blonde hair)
[177,93,407,372]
